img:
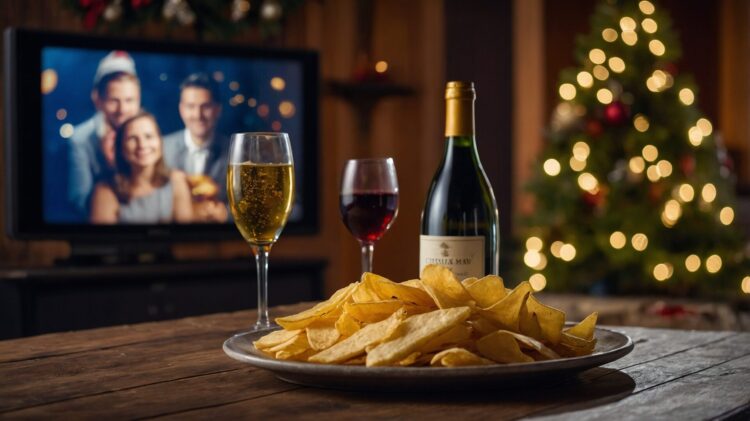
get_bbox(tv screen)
[4,28,319,242]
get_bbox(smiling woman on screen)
[89,110,193,224]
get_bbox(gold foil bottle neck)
[445,81,475,136]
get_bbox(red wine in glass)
[340,192,399,243]
[339,158,399,274]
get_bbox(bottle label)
[419,235,485,279]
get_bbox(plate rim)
[222,325,635,377]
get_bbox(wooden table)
[1,303,748,419]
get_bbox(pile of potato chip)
[254,264,598,367]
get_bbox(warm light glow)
[247,98,257,107]
[577,172,599,192]
[622,31,638,46]
[719,207,735,225]
[597,88,613,104]
[56,109,67,120]
[702,183,717,203]
[649,40,666,56]
[678,184,695,202]
[620,17,637,31]
[59,123,74,139]
[602,28,618,42]
[631,233,648,251]
[688,127,703,146]
[570,157,587,172]
[533,253,548,270]
[560,244,577,261]
[229,81,240,91]
[742,276,750,294]
[41,69,58,95]
[278,101,296,118]
[657,160,673,177]
[544,158,561,176]
[524,250,542,268]
[589,48,606,64]
[642,18,658,33]
[646,77,660,93]
[529,274,547,291]
[550,241,564,258]
[696,118,713,136]
[573,141,591,161]
[526,237,543,252]
[685,255,701,272]
[642,145,658,162]
[375,61,388,73]
[653,263,673,281]
[608,57,626,73]
[679,88,695,105]
[664,199,682,222]
[646,165,661,182]
[639,0,655,15]
[270,77,286,91]
[593,65,610,81]
[559,83,577,100]
[577,71,594,88]
[610,231,627,249]
[634,114,650,132]
[706,255,722,274]
[629,156,646,174]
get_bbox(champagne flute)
[227,132,294,332]
[339,158,399,274]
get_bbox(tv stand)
[0,258,326,339]
[57,242,175,266]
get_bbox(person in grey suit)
[68,51,141,221]
[162,73,229,222]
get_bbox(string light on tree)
[653,263,673,281]
[696,118,713,136]
[610,231,627,249]
[608,57,626,73]
[550,241,564,259]
[577,71,594,88]
[597,88,614,104]
[629,156,646,174]
[573,141,591,161]
[560,244,577,262]
[742,276,750,294]
[621,31,638,46]
[679,88,695,105]
[702,183,717,203]
[642,18,658,33]
[559,83,577,100]
[719,207,735,225]
[678,184,695,202]
[688,126,704,146]
[593,65,610,81]
[602,28,618,42]
[544,158,561,176]
[529,274,547,291]
[589,48,606,64]
[706,255,723,274]
[639,0,655,15]
[685,255,701,272]
[570,156,587,172]
[633,114,650,132]
[648,40,666,56]
[631,233,648,251]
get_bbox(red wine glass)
[340,158,399,274]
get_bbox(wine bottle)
[420,81,499,278]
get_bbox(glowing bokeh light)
[610,231,627,249]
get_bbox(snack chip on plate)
[254,264,599,367]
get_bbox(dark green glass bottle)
[420,81,499,278]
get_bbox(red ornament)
[604,101,628,125]
[586,119,603,137]
[582,186,608,209]
[680,155,696,177]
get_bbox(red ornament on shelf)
[604,101,629,125]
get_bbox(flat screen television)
[4,28,319,259]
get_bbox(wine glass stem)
[252,244,273,330]
[360,242,374,273]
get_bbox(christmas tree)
[522,0,750,297]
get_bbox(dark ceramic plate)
[223,325,634,391]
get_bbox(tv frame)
[4,28,319,243]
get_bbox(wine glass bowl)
[339,158,399,274]
[227,132,294,332]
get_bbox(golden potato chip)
[344,300,406,323]
[402,279,424,289]
[335,311,361,337]
[351,281,382,303]
[306,318,341,351]
[398,351,422,366]
[431,347,495,367]
[519,303,542,341]
[465,275,506,308]
[362,272,435,307]
[476,330,534,364]
[342,355,366,365]
[276,283,357,330]
[253,328,303,350]
[525,294,566,345]
[268,333,311,360]
[420,265,475,309]
[467,316,499,337]
[420,323,472,353]
[478,281,532,331]
[498,330,560,360]
[565,312,598,341]
[309,308,406,364]
[366,306,472,367]
[461,277,479,288]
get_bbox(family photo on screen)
[42,48,306,225]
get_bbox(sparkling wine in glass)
[339,158,399,274]
[227,132,294,332]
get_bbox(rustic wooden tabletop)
[0,303,748,419]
